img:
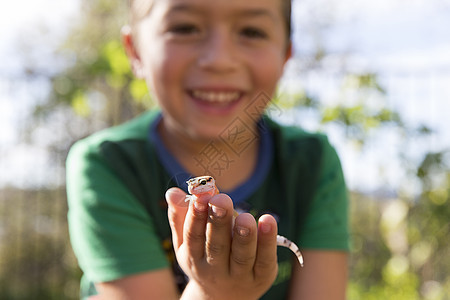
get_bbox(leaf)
[129,79,149,101]
[103,40,131,76]
[71,91,90,117]
[321,106,341,123]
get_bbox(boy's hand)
[165,187,278,300]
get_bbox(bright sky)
[289,0,450,193]
[0,0,78,37]
[1,0,449,190]
[0,0,79,74]
[0,0,80,187]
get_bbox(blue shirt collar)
[149,113,273,205]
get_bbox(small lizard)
[186,175,304,267]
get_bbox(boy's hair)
[127,0,292,40]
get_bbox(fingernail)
[165,188,188,205]
[236,226,250,237]
[260,223,272,234]
[210,204,226,218]
[194,200,207,212]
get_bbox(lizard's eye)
[199,179,207,185]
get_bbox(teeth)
[192,90,240,103]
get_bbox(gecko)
[185,175,304,267]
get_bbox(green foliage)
[348,151,450,299]
[276,72,403,147]
[71,90,90,117]
[349,271,420,300]
[273,90,319,110]
[349,195,391,289]
[35,0,153,132]
[318,73,402,144]
[0,188,81,300]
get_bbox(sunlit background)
[1,0,449,299]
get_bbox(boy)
[67,0,350,299]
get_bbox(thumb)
[165,187,189,250]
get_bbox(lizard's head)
[186,176,216,195]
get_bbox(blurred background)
[0,0,449,299]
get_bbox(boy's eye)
[169,24,199,35]
[241,27,267,39]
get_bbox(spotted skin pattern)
[185,175,304,267]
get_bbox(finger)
[205,194,234,269]
[182,192,212,261]
[254,214,278,281]
[165,187,189,249]
[230,213,258,277]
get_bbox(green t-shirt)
[67,110,350,299]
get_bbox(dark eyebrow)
[166,3,277,22]
[166,3,201,14]
[237,8,277,20]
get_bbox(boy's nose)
[197,29,239,73]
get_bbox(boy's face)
[126,0,291,140]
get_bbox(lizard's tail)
[276,235,304,267]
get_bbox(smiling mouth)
[190,90,241,104]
